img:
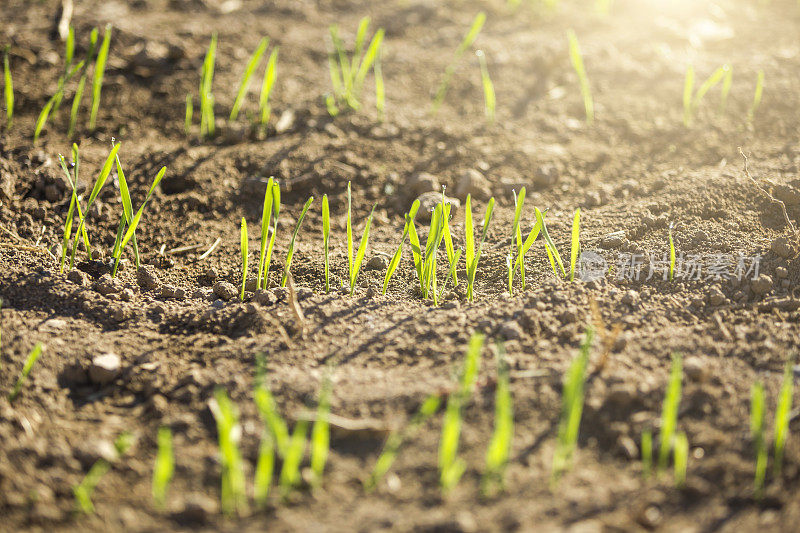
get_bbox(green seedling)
[751,380,767,498]
[110,154,140,273]
[310,376,332,487]
[365,393,441,492]
[567,30,593,125]
[230,37,268,121]
[240,217,248,300]
[383,200,421,295]
[89,24,111,130]
[483,341,513,495]
[465,194,495,302]
[345,182,376,295]
[8,343,42,402]
[199,33,217,138]
[152,426,174,510]
[327,16,385,115]
[658,353,683,471]
[57,146,91,273]
[506,254,513,294]
[3,46,12,129]
[569,208,580,282]
[280,196,314,287]
[668,224,676,281]
[508,188,526,293]
[254,356,290,457]
[432,12,486,112]
[184,94,193,135]
[279,419,308,499]
[773,359,793,477]
[747,70,764,125]
[407,194,456,304]
[111,164,167,277]
[34,58,87,142]
[673,431,688,488]
[257,178,276,289]
[322,194,330,293]
[719,64,732,113]
[259,47,278,127]
[475,50,495,123]
[73,431,132,514]
[209,388,247,516]
[512,206,543,292]
[67,30,99,138]
[254,431,275,508]
[66,143,120,268]
[552,327,594,481]
[641,429,653,478]
[683,64,727,127]
[535,207,566,278]
[439,332,485,492]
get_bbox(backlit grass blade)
[693,65,725,111]
[350,17,370,87]
[569,208,580,281]
[240,217,248,301]
[483,340,513,495]
[408,214,424,291]
[259,47,278,127]
[116,166,166,260]
[33,99,54,144]
[441,191,457,288]
[476,50,495,123]
[513,216,543,278]
[353,29,384,97]
[152,426,174,510]
[209,388,247,516]
[254,432,274,508]
[350,205,376,295]
[683,66,694,127]
[658,353,683,471]
[773,359,793,477]
[535,207,566,278]
[255,385,290,457]
[466,197,495,301]
[673,431,688,488]
[8,343,43,402]
[280,196,314,287]
[89,24,111,130]
[322,194,330,293]
[257,178,275,290]
[509,188,526,293]
[465,195,475,272]
[230,37,268,121]
[719,64,733,113]
[750,381,766,498]
[747,70,764,125]
[432,11,486,112]
[279,420,308,499]
[199,33,217,138]
[68,74,86,138]
[3,46,12,129]
[346,182,354,279]
[567,30,593,125]
[262,182,281,288]
[114,155,140,269]
[73,459,110,513]
[311,376,332,487]
[552,327,594,481]
[668,225,676,281]
[383,200,420,294]
[365,393,441,492]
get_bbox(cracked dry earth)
[2,0,800,531]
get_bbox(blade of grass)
[569,207,580,281]
[668,225,676,281]
[259,47,278,127]
[279,420,308,499]
[230,37,268,121]
[262,182,281,288]
[152,426,174,510]
[257,178,275,290]
[673,431,688,488]
[658,353,683,471]
[322,193,330,293]
[747,70,764,126]
[719,64,733,114]
[114,166,167,270]
[255,385,290,457]
[432,12,486,112]
[8,342,43,402]
[466,197,495,301]
[240,217,248,301]
[89,24,111,130]
[254,432,274,508]
[482,340,513,495]
[773,358,793,477]
[280,196,314,288]
[476,49,495,123]
[567,30,593,125]
[350,205,376,295]
[384,200,420,295]
[535,207,566,278]
[209,388,247,516]
[3,46,13,129]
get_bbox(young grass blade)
[384,200,420,295]
[365,394,441,492]
[199,33,217,138]
[3,46,12,129]
[483,341,513,495]
[750,381,767,498]
[509,188,526,292]
[438,248,463,301]
[773,359,793,477]
[279,420,308,498]
[673,431,688,488]
[73,459,110,513]
[466,197,495,301]
[476,49,495,123]
[692,65,725,113]
[658,353,683,471]
[152,426,174,510]
[408,213,424,292]
[254,386,290,457]
[747,70,764,126]
[322,193,330,293]
[465,195,475,277]
[113,155,140,273]
[566,30,593,125]
[513,216,543,278]
[68,74,86,138]
[116,166,167,261]
[254,433,274,508]
[259,47,278,127]
[551,327,594,481]
[350,17,371,88]
[569,207,580,282]
[209,388,247,516]
[440,191,458,289]
[350,205,376,295]
[432,11,486,112]
[257,178,275,290]
[89,24,112,130]
[668,225,676,281]
[280,196,314,288]
[184,94,193,135]
[240,217,248,301]
[310,376,332,487]
[346,182,354,280]
[506,254,513,294]
[8,343,43,402]
[33,98,55,144]
[719,64,733,114]
[353,29,384,98]
[230,37,268,121]
[535,207,566,278]
[641,429,653,478]
[683,66,694,127]
[262,182,281,288]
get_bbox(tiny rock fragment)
[212,281,238,301]
[365,255,388,271]
[89,353,122,385]
[406,172,440,197]
[137,265,160,290]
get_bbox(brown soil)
[2,0,800,531]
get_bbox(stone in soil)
[406,171,440,197]
[365,255,388,271]
[454,169,491,200]
[212,281,238,301]
[137,265,160,290]
[89,353,122,385]
[750,275,773,296]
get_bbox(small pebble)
[137,265,159,290]
[365,255,388,271]
[89,353,122,385]
[750,275,773,296]
[212,281,238,301]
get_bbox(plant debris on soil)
[2,0,800,531]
